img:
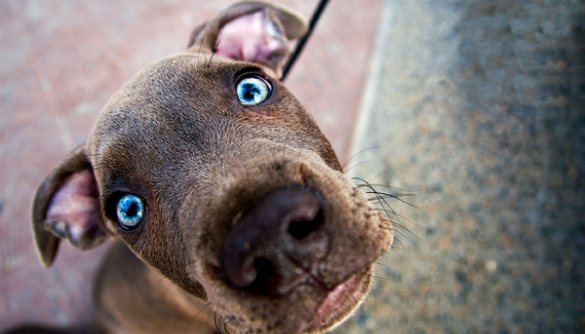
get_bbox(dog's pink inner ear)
[46,170,104,250]
[216,9,288,67]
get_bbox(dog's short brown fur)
[19,2,393,334]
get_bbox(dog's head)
[31,2,393,333]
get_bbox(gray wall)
[339,0,585,333]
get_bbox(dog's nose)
[222,187,329,295]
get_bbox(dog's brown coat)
[27,2,393,334]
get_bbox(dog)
[10,2,393,333]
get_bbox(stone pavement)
[342,0,585,333]
[1,0,584,333]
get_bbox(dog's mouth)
[304,269,371,333]
[202,260,374,334]
[190,158,393,334]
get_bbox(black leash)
[280,0,330,81]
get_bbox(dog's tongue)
[216,9,288,64]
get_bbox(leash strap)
[280,0,330,81]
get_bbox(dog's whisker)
[209,28,226,68]
[208,51,217,69]
[373,206,415,232]
[212,311,233,334]
[368,194,418,212]
[343,158,378,175]
[379,218,416,241]
[213,311,220,333]
[364,190,415,199]
[352,177,419,247]
[183,302,213,334]
[350,176,419,258]
[365,191,417,204]
[360,181,414,194]
[196,23,210,64]
[373,259,391,269]
[354,176,417,224]
[223,318,232,334]
[341,146,380,172]
[372,273,397,283]
[378,220,415,245]
[373,200,400,222]
[371,281,379,316]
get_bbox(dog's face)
[31,3,393,334]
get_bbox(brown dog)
[17,2,393,333]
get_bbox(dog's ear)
[188,1,308,76]
[32,146,108,267]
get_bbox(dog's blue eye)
[236,76,271,106]
[116,194,145,229]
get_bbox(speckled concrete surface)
[335,0,585,333]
